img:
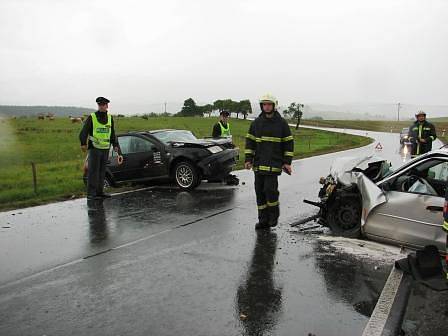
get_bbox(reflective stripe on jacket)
[245,111,294,175]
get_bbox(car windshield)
[152,130,198,144]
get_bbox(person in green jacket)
[212,110,231,138]
[79,97,123,200]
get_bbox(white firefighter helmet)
[259,93,278,110]
[415,110,426,117]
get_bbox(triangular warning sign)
[375,142,383,150]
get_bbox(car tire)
[327,193,362,238]
[103,176,112,189]
[174,161,200,190]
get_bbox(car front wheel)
[174,161,201,190]
[327,193,362,238]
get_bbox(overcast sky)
[0,0,447,113]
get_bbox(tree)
[177,98,201,117]
[283,102,304,130]
[238,99,252,120]
[213,99,225,113]
[200,104,214,117]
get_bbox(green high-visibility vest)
[89,112,112,149]
[219,122,231,136]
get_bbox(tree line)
[176,98,252,119]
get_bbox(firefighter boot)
[255,208,270,230]
[268,204,280,227]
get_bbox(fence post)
[31,162,37,194]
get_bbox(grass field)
[0,116,371,210]
[302,118,448,144]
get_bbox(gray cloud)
[0,0,447,113]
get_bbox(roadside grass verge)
[0,116,371,210]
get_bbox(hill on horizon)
[0,105,94,117]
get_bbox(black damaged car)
[83,129,239,190]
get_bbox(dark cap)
[220,110,230,117]
[96,97,110,104]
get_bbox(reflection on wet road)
[0,128,446,335]
[237,231,282,336]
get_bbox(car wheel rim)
[336,204,359,230]
[176,165,194,188]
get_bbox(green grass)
[302,119,448,144]
[0,116,371,210]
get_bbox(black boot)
[255,208,270,230]
[268,205,280,227]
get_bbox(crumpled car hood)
[329,155,390,226]
[330,155,388,185]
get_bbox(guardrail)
[362,266,413,336]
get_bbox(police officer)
[245,93,294,230]
[212,110,231,138]
[79,97,123,200]
[408,111,437,157]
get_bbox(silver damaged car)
[302,150,448,252]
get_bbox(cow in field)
[69,116,84,123]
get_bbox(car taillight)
[444,201,448,216]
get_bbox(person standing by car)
[244,93,294,230]
[408,111,437,157]
[212,110,231,138]
[79,97,123,200]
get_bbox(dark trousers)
[254,173,280,225]
[87,148,109,197]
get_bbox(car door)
[139,138,168,179]
[365,158,447,251]
[109,135,153,182]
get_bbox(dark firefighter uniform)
[79,97,121,200]
[245,109,294,229]
[408,117,437,157]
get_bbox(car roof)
[119,129,183,136]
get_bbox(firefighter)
[79,97,123,200]
[408,111,437,157]
[212,110,231,138]
[244,93,294,230]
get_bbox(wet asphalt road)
[0,128,447,336]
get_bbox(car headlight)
[207,146,223,154]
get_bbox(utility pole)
[397,102,401,121]
[164,102,167,114]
